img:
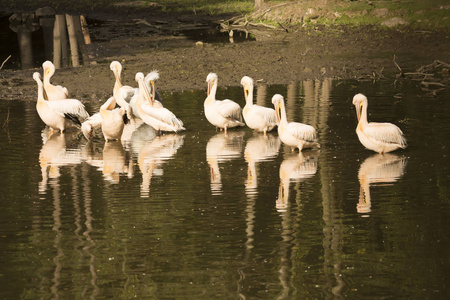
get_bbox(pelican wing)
[217,100,243,121]
[118,86,137,104]
[364,122,407,147]
[287,122,317,142]
[141,104,184,129]
[251,105,277,124]
[47,99,89,121]
[56,85,69,98]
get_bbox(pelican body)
[241,76,277,134]
[271,94,319,151]
[204,73,244,132]
[134,72,185,133]
[34,72,89,132]
[100,97,129,141]
[42,61,69,100]
[352,93,407,154]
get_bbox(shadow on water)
[0,10,256,70]
[1,8,92,69]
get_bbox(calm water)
[0,78,449,299]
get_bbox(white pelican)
[204,73,244,132]
[353,93,407,154]
[42,60,69,100]
[34,72,89,132]
[271,94,320,151]
[134,72,185,133]
[81,112,102,140]
[357,153,407,214]
[110,61,136,119]
[99,96,129,141]
[241,76,277,134]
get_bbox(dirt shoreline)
[1,9,449,102]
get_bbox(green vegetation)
[1,0,449,30]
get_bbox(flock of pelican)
[33,60,407,155]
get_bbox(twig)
[0,55,11,70]
[435,60,450,68]
[277,22,289,33]
[393,55,403,76]
[2,107,11,142]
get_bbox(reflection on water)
[357,153,408,215]
[244,133,280,194]
[135,133,184,197]
[1,78,450,299]
[2,9,91,69]
[277,151,319,212]
[206,131,245,195]
[39,128,83,194]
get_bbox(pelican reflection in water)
[277,151,319,212]
[206,131,245,195]
[357,153,407,214]
[82,140,132,184]
[39,129,82,193]
[135,133,185,197]
[244,133,280,194]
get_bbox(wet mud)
[0,8,449,101]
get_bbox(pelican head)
[42,61,55,78]
[206,73,218,83]
[33,72,42,82]
[110,61,122,82]
[81,122,94,139]
[272,94,284,124]
[352,93,368,122]
[240,76,253,101]
[145,70,159,82]
[206,73,218,96]
[145,70,159,99]
[135,72,145,82]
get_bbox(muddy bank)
[1,13,449,101]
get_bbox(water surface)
[0,79,449,298]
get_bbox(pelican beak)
[275,103,281,124]
[207,80,211,96]
[141,79,153,105]
[243,86,248,102]
[355,102,361,121]
[151,81,155,101]
[113,69,120,83]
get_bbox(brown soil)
[1,5,449,101]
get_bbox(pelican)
[241,76,277,134]
[353,93,407,154]
[81,113,102,140]
[110,61,163,119]
[271,94,320,151]
[204,73,244,132]
[34,72,89,132]
[134,72,185,133]
[99,97,129,141]
[110,61,136,119]
[42,61,69,101]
